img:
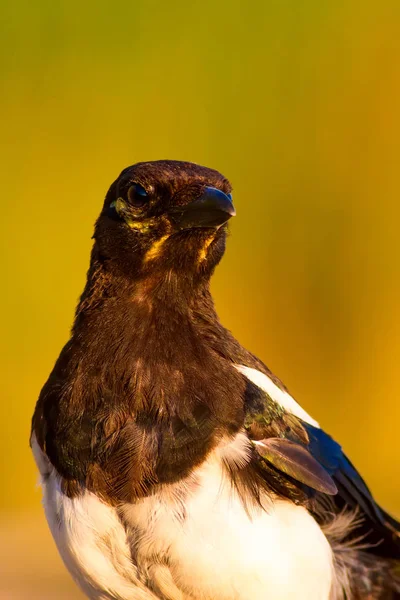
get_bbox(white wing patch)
[235,365,320,428]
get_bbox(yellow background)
[1,1,400,597]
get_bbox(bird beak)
[170,187,236,230]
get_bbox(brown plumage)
[32,160,400,599]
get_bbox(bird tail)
[323,509,400,599]
[348,553,400,599]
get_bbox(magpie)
[31,160,400,599]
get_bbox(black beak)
[170,187,236,230]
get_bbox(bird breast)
[32,432,334,600]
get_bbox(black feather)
[304,423,400,558]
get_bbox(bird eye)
[127,183,148,208]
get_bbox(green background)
[1,1,400,597]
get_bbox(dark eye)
[127,183,148,208]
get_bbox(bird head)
[93,160,235,281]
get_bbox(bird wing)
[237,364,400,559]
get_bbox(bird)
[31,160,400,600]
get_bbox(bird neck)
[73,256,220,364]
[33,252,259,498]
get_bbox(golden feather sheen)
[255,437,338,495]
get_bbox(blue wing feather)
[304,423,400,558]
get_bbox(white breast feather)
[32,427,334,600]
[31,435,156,600]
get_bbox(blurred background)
[1,0,400,597]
